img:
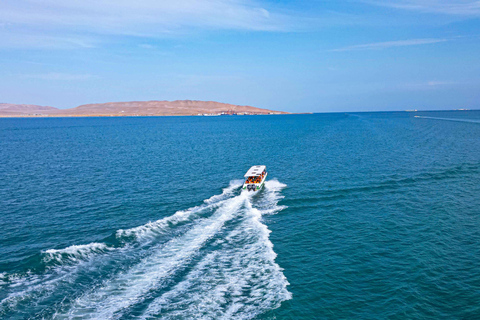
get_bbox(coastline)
[0,100,290,118]
[0,113,293,118]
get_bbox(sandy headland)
[0,100,289,117]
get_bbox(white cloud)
[0,30,97,49]
[331,38,447,52]
[427,80,455,86]
[22,73,97,80]
[401,80,457,90]
[365,0,480,16]
[0,1,291,40]
[139,44,155,49]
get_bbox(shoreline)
[1,110,478,118]
[0,113,295,118]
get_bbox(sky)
[0,0,479,112]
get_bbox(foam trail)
[414,116,480,124]
[259,180,288,215]
[0,181,243,317]
[59,193,249,319]
[0,269,76,316]
[42,243,112,265]
[264,179,287,191]
[115,206,201,242]
[204,179,244,204]
[2,244,118,316]
[1,208,199,313]
[0,273,7,287]
[116,180,242,241]
[140,182,291,320]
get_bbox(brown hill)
[0,103,58,115]
[0,100,288,117]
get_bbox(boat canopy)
[244,165,266,177]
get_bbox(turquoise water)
[1,111,480,319]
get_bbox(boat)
[243,165,267,192]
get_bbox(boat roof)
[244,165,266,177]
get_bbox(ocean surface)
[1,111,480,319]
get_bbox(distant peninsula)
[0,100,289,117]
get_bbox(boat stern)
[244,183,260,192]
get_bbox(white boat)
[242,165,267,192]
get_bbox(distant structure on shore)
[0,100,288,117]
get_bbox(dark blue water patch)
[1,111,480,319]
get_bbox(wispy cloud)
[22,73,97,81]
[426,80,455,86]
[401,80,457,90]
[0,0,295,49]
[331,38,448,52]
[175,73,245,86]
[365,0,480,16]
[0,28,98,49]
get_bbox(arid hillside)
[0,103,58,116]
[0,100,288,117]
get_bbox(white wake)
[1,180,291,320]
[0,182,240,316]
[140,180,291,319]
[414,115,480,124]
[60,193,249,319]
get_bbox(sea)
[1,110,479,319]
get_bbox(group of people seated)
[245,171,266,184]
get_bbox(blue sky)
[0,0,479,112]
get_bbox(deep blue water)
[1,111,480,319]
